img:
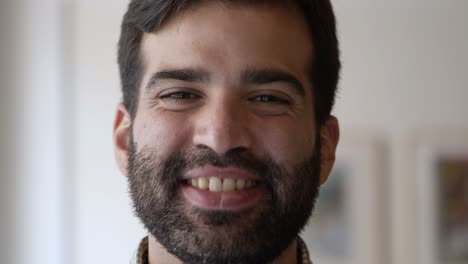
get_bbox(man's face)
[114,2,338,264]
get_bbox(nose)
[192,98,252,154]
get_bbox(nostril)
[192,117,252,154]
[226,146,248,154]
[195,144,210,150]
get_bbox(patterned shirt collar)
[131,236,312,264]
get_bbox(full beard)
[127,137,321,264]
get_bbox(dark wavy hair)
[118,0,340,126]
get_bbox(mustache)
[163,147,282,182]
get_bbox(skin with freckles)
[114,2,339,264]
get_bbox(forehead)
[140,2,314,88]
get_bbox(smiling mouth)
[183,177,260,192]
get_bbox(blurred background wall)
[0,0,467,263]
[1,0,66,264]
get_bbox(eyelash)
[249,95,290,104]
[159,91,200,100]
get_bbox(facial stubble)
[127,137,321,264]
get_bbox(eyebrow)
[241,68,306,96]
[145,68,210,91]
[145,67,306,96]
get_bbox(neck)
[148,235,182,264]
[148,235,298,264]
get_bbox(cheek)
[132,112,191,153]
[255,119,316,169]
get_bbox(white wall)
[332,1,468,263]
[0,2,15,262]
[72,1,146,263]
[1,0,66,264]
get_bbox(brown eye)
[247,94,293,116]
[160,91,200,100]
[157,90,203,111]
[250,95,290,104]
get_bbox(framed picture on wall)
[301,130,389,264]
[415,131,468,264]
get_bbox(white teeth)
[236,179,246,190]
[191,179,198,188]
[198,177,209,190]
[222,178,236,192]
[188,177,257,192]
[209,177,223,192]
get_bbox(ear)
[113,103,132,176]
[319,115,340,185]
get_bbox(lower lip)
[181,184,264,210]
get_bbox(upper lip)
[182,165,260,181]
